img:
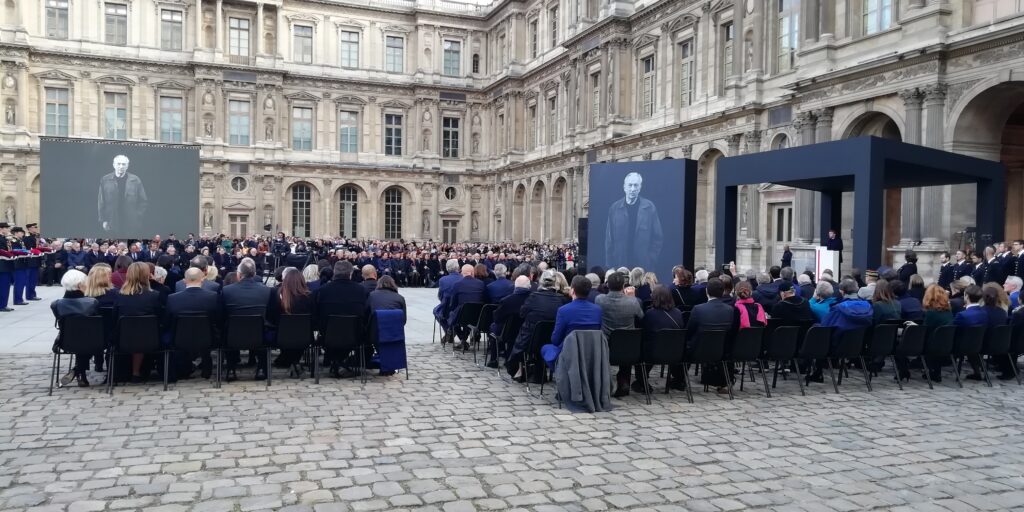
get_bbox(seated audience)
[797,273,815,299]
[771,281,817,325]
[165,267,221,379]
[734,281,766,329]
[314,260,370,378]
[448,264,488,347]
[115,262,164,383]
[678,278,735,394]
[1004,276,1022,310]
[175,255,221,293]
[220,259,275,380]
[543,275,602,367]
[433,259,463,343]
[487,264,513,304]
[636,285,685,394]
[908,274,926,301]
[809,281,836,322]
[51,270,99,387]
[508,271,569,382]
[596,272,645,397]
[266,267,315,370]
[489,276,532,368]
[871,280,902,324]
[369,275,407,324]
[360,265,378,294]
[893,279,923,322]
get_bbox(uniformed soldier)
[0,222,12,311]
[9,226,30,306]
[23,223,42,301]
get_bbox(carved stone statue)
[264,211,273,227]
[4,101,13,125]
[4,204,14,225]
[471,134,480,155]
[422,110,431,123]
[204,119,214,137]
[2,74,15,91]
[471,212,480,233]
[422,129,431,151]
[422,214,430,234]
[740,191,748,228]
[203,208,213,228]
[264,120,274,141]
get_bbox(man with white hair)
[1004,276,1023,309]
[433,258,463,343]
[97,154,148,235]
[51,269,99,386]
[487,263,513,304]
[604,171,663,270]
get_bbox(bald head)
[184,267,205,286]
[514,276,531,289]
[461,264,475,277]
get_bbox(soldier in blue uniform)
[8,226,29,305]
[22,223,42,301]
[0,222,12,311]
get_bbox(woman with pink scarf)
[734,281,767,328]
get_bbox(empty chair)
[172,315,217,386]
[952,325,987,388]
[320,315,363,384]
[979,325,1012,388]
[893,324,926,388]
[641,329,686,403]
[762,325,803,396]
[921,325,957,389]
[606,328,643,400]
[224,315,269,386]
[798,326,834,391]
[680,330,731,403]
[275,314,314,381]
[50,315,105,396]
[470,304,498,365]
[524,320,556,394]
[864,323,899,391]
[830,327,869,392]
[728,327,768,397]
[109,315,163,394]
[1009,324,1024,385]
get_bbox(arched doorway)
[551,177,566,242]
[696,148,724,268]
[951,82,1024,241]
[512,184,526,242]
[531,181,546,241]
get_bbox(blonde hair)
[120,262,152,295]
[84,265,114,297]
[205,265,219,281]
[643,271,659,287]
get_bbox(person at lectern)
[825,228,843,270]
[604,172,662,270]
[98,154,148,235]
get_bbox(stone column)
[215,0,223,53]
[794,112,816,244]
[899,88,923,245]
[742,131,761,242]
[820,0,835,40]
[255,3,264,56]
[920,84,947,247]
[801,0,819,45]
[195,0,203,48]
[731,0,745,78]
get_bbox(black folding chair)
[952,325,987,388]
[830,327,868,392]
[320,315,364,384]
[980,324,1012,388]
[276,314,314,382]
[172,315,216,387]
[50,315,105,396]
[1009,324,1024,385]
[524,321,556,395]
[680,330,730,403]
[495,317,522,381]
[763,325,803,396]
[797,326,833,391]
[893,324,926,389]
[607,328,643,401]
[864,323,899,391]
[641,329,686,404]
[471,304,498,365]
[729,327,768,397]
[225,315,270,387]
[921,325,957,389]
[452,303,485,356]
[109,315,163,395]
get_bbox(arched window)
[384,187,402,239]
[339,186,358,238]
[772,133,789,150]
[291,183,311,238]
[472,53,480,74]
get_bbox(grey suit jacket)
[595,291,644,336]
[555,329,613,413]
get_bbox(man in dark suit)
[359,265,378,294]
[488,276,531,368]
[937,251,955,290]
[604,172,663,270]
[486,264,514,304]
[220,258,274,379]
[982,246,1005,285]
[448,264,487,347]
[433,259,463,342]
[314,260,370,377]
[825,228,843,272]
[165,267,221,379]
[667,278,734,390]
[97,154,148,235]
[174,256,221,293]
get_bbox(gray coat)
[595,291,644,336]
[555,329,612,413]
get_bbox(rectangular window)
[547,96,557,144]
[442,117,460,158]
[339,110,358,153]
[385,36,404,73]
[292,107,313,151]
[46,0,69,39]
[722,22,734,87]
[550,7,559,47]
[641,55,655,118]
[863,0,893,35]
[45,87,69,136]
[105,3,128,45]
[384,114,403,156]
[228,100,250,145]
[528,105,537,149]
[160,10,184,51]
[443,40,461,76]
[974,0,1024,24]
[340,30,359,68]
[591,73,600,127]
[777,1,799,72]
[293,25,313,63]
[104,92,128,140]
[679,40,694,107]
[229,18,250,56]
[530,21,539,58]
[498,114,505,152]
[159,96,183,143]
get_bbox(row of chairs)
[49,311,373,395]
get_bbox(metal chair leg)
[163,351,169,391]
[891,355,903,391]
[1009,353,1021,386]
[216,349,222,389]
[759,359,772,398]
[950,355,963,388]
[721,362,734,400]
[107,352,115,395]
[792,359,805,396]
[980,356,993,387]
[266,348,272,388]
[739,361,746,392]
[640,364,652,405]
[826,359,839,393]
[681,363,694,404]
[772,361,780,389]
[49,352,58,396]
[921,358,935,390]
[859,356,872,392]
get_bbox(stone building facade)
[0,0,1022,277]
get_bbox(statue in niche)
[471,134,480,155]
[473,114,481,126]
[4,204,14,225]
[264,210,273,228]
[264,119,274,141]
[471,212,480,233]
[744,34,754,72]
[203,207,214,228]
[2,74,15,91]
[4,100,14,125]
[422,129,431,151]
[204,118,214,137]
[740,191,748,228]
[422,214,430,234]
[423,110,431,124]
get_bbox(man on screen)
[604,172,663,270]
[97,154,148,235]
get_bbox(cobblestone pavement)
[2,291,1024,511]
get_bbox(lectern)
[815,246,840,280]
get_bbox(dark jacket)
[448,276,487,325]
[642,307,684,341]
[604,196,663,270]
[511,289,568,360]
[953,305,988,327]
[98,171,148,234]
[220,277,274,318]
[492,288,530,336]
[165,287,221,339]
[937,263,955,290]
[267,292,315,327]
[487,278,515,304]
[898,295,924,322]
[897,262,918,284]
[313,278,370,332]
[360,278,378,295]
[369,289,407,324]
[51,293,100,349]
[770,296,817,325]
[871,300,902,324]
[684,299,735,350]
[753,282,781,310]
[114,289,163,320]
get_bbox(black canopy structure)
[715,136,1006,270]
